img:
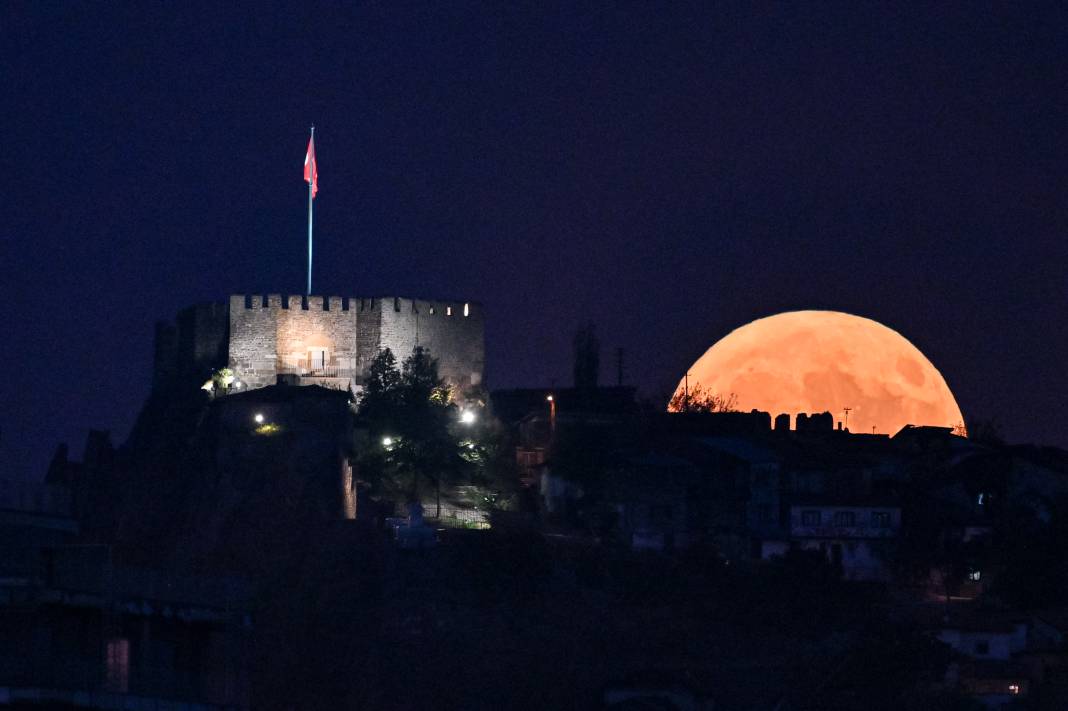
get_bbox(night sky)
[2,3,1066,479]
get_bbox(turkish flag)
[304,135,318,198]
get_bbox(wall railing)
[277,360,355,379]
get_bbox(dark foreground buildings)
[0,480,250,709]
[16,303,1068,709]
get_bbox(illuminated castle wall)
[153,295,485,395]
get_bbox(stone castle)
[152,294,485,396]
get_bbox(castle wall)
[222,294,484,394]
[228,295,281,389]
[272,295,359,377]
[179,302,229,373]
[376,298,485,393]
[152,302,228,391]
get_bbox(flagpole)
[307,125,314,296]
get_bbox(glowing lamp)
[254,413,265,424]
[382,436,394,447]
[460,410,476,425]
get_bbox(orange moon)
[672,310,965,435]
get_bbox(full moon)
[672,310,965,436]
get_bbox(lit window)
[463,302,470,317]
[1009,684,1020,695]
[968,569,982,581]
[446,306,452,316]
[429,306,435,315]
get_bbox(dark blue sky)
[2,3,1066,478]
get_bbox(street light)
[254,413,264,424]
[460,409,476,425]
[546,394,556,433]
[382,436,394,447]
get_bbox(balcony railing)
[277,359,355,379]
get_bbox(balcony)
[277,359,355,380]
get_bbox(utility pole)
[843,407,852,431]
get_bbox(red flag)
[304,135,318,198]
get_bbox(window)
[802,510,821,526]
[463,302,470,317]
[446,306,453,316]
[871,512,891,528]
[1008,684,1020,695]
[975,640,989,655]
[105,638,129,693]
[968,569,982,581]
[833,511,856,527]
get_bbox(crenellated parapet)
[223,294,485,395]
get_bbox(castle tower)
[154,294,485,397]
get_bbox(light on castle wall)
[460,410,476,425]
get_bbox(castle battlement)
[230,294,482,318]
[159,294,485,397]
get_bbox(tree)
[667,384,738,413]
[357,347,472,516]
[358,349,402,431]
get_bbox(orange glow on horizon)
[671,310,965,436]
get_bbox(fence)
[277,359,355,379]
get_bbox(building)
[0,480,250,709]
[153,294,485,397]
[787,499,901,581]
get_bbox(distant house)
[936,612,1029,661]
[0,483,250,709]
[787,499,901,581]
[928,610,1036,708]
[696,435,785,556]
[603,453,695,551]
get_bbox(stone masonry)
[154,295,485,396]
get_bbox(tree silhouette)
[667,384,738,413]
[357,347,468,515]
